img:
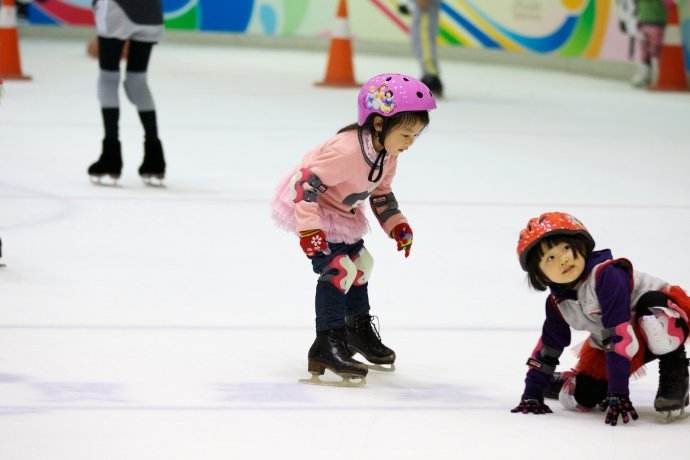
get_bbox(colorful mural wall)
[24,0,690,69]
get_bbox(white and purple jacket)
[523,249,669,399]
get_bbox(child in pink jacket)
[272,73,437,384]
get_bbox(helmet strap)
[368,119,389,182]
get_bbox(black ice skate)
[301,327,368,387]
[345,314,396,372]
[421,74,444,98]
[655,346,689,422]
[138,138,166,186]
[88,138,122,185]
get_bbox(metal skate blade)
[142,176,165,188]
[299,372,366,388]
[89,175,120,187]
[364,363,395,373]
[658,407,688,424]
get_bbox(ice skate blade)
[364,363,395,372]
[89,175,120,187]
[141,176,165,188]
[299,372,366,388]
[657,407,688,424]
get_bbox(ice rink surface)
[1,38,690,460]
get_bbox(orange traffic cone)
[316,0,359,88]
[0,0,30,80]
[650,1,689,91]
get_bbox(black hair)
[337,110,430,138]
[525,234,592,291]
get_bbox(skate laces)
[359,315,382,343]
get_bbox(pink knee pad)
[319,255,357,294]
[639,301,688,355]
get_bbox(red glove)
[390,223,413,258]
[299,229,328,257]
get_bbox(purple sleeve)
[596,264,633,396]
[522,298,572,400]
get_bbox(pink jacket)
[271,129,407,244]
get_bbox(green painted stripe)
[559,0,595,57]
[164,6,198,30]
[439,27,464,46]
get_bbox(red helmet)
[517,212,595,271]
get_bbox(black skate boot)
[421,74,444,98]
[88,138,122,184]
[655,346,689,421]
[345,314,396,371]
[302,327,368,386]
[138,138,166,185]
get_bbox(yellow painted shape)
[561,0,586,11]
[453,0,521,51]
[584,0,611,57]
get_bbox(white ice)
[1,38,690,460]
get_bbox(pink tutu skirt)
[270,170,370,244]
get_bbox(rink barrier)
[0,0,31,80]
[20,24,638,82]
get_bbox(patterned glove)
[390,223,413,258]
[510,398,553,415]
[299,229,328,257]
[602,395,638,426]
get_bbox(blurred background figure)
[632,0,669,87]
[399,0,444,97]
[87,0,166,186]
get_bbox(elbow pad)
[526,342,562,375]
[289,168,327,203]
[603,322,639,360]
[370,193,401,225]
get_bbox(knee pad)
[572,373,608,409]
[603,322,640,360]
[352,247,374,286]
[123,72,155,111]
[639,304,689,356]
[97,70,120,108]
[318,255,357,294]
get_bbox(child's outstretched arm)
[597,263,640,426]
[512,297,571,415]
[369,162,411,257]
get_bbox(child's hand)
[390,223,413,258]
[602,395,638,426]
[510,398,552,414]
[299,229,328,257]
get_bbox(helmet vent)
[385,76,392,81]
[416,91,423,98]
[403,77,409,81]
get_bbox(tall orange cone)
[0,0,31,80]
[650,1,688,91]
[316,0,359,87]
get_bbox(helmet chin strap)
[368,122,388,183]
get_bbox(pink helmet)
[357,73,437,126]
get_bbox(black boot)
[345,314,396,365]
[308,327,368,380]
[138,138,166,182]
[421,74,444,98]
[655,346,690,412]
[88,138,122,180]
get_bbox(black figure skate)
[345,314,396,372]
[88,138,122,185]
[421,74,444,98]
[301,327,368,387]
[655,346,690,423]
[139,138,166,186]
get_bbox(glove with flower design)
[299,229,329,257]
[601,394,638,426]
[390,223,413,258]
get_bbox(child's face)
[383,121,426,157]
[538,241,585,285]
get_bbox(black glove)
[601,395,638,426]
[510,398,552,414]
